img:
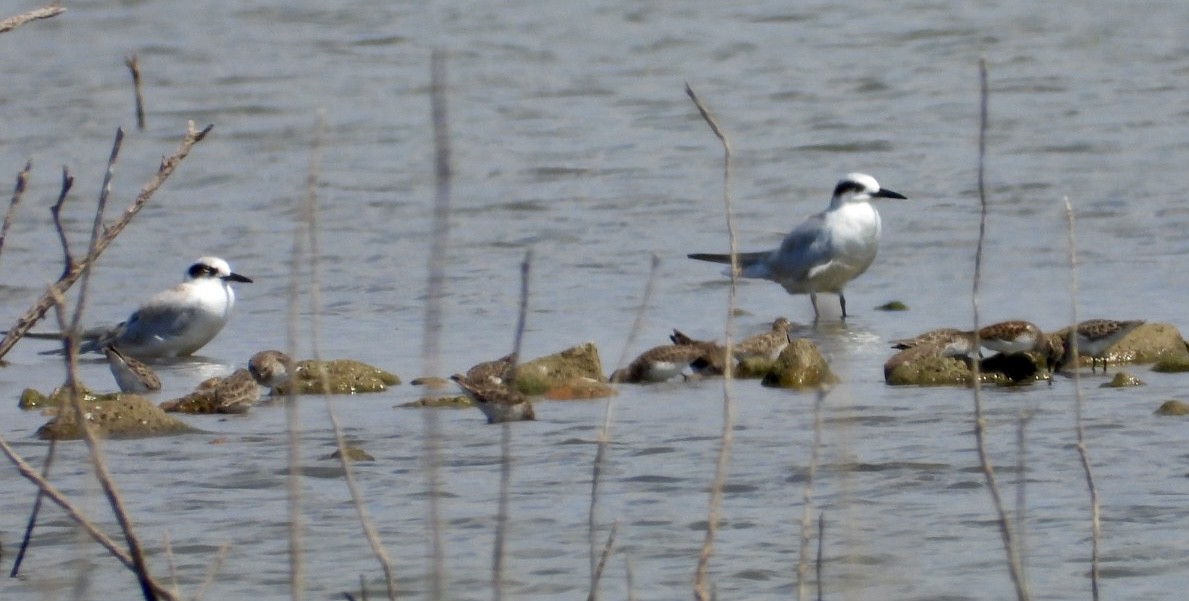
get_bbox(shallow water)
[3,0,1189,599]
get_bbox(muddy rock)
[513,342,608,397]
[398,395,474,409]
[762,338,837,390]
[325,446,375,462]
[884,345,1046,386]
[1154,400,1189,416]
[1100,372,1145,388]
[735,356,778,379]
[37,391,196,440]
[274,359,400,395]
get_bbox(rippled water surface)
[3,1,1189,599]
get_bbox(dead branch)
[0,3,65,34]
[0,160,31,266]
[125,55,146,130]
[0,121,213,361]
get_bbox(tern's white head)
[830,173,907,208]
[186,256,253,284]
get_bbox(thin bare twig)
[422,48,452,601]
[0,3,65,34]
[589,253,659,601]
[797,388,827,601]
[494,251,531,601]
[71,129,125,338]
[815,511,825,601]
[970,58,1030,601]
[9,439,56,577]
[585,521,618,601]
[50,167,77,277]
[0,121,213,360]
[125,55,146,130]
[192,542,230,601]
[1063,196,1100,600]
[685,82,737,601]
[0,160,31,266]
[285,202,306,601]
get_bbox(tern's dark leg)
[809,292,820,320]
[839,292,848,319]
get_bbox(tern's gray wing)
[115,302,202,348]
[766,212,833,283]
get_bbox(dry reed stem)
[0,121,213,360]
[9,439,56,576]
[589,253,659,601]
[584,520,618,601]
[294,111,399,600]
[815,511,824,601]
[192,542,230,601]
[422,48,452,601]
[684,82,737,601]
[0,160,31,266]
[1063,196,1100,600]
[970,59,1030,601]
[0,3,64,34]
[125,55,146,130]
[285,204,306,601]
[796,387,827,601]
[493,251,532,600]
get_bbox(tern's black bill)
[224,273,253,283]
[874,188,907,200]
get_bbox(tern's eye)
[188,263,217,278]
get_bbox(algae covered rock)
[37,392,196,440]
[513,342,607,397]
[324,446,375,462]
[762,338,837,390]
[398,395,473,409]
[735,356,778,379]
[1150,353,1189,373]
[1154,400,1189,416]
[275,359,400,395]
[1100,372,1144,388]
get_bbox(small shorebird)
[104,344,162,393]
[44,257,253,359]
[450,374,535,424]
[248,350,295,389]
[611,343,724,383]
[213,368,261,414]
[688,173,906,319]
[734,317,794,360]
[898,321,1056,370]
[1058,319,1145,373]
[674,318,794,361]
[890,328,965,350]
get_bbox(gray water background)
[2,0,1189,599]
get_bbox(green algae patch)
[1154,400,1189,416]
[875,301,909,311]
[37,392,196,440]
[762,338,837,390]
[275,359,400,395]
